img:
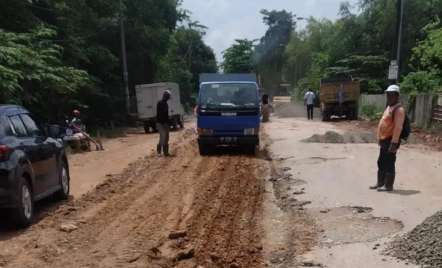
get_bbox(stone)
[176,247,194,261]
[168,230,187,239]
[59,223,78,233]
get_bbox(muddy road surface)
[0,128,290,268]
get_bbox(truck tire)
[199,145,209,156]
[179,115,184,128]
[353,109,359,120]
[172,117,178,130]
[262,105,270,122]
[321,110,327,122]
[143,122,150,134]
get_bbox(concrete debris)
[176,247,194,261]
[302,131,377,144]
[168,230,187,239]
[387,209,442,268]
[59,223,78,233]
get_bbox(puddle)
[311,207,403,246]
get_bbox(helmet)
[385,85,400,94]
[73,110,80,116]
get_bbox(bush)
[359,102,382,120]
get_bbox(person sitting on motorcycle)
[69,110,85,133]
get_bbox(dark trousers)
[377,138,398,174]
[307,104,314,119]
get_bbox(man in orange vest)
[370,85,405,192]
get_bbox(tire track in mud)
[0,129,267,268]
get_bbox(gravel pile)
[386,210,442,268]
[302,131,377,144]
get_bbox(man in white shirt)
[304,90,315,120]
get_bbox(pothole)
[311,207,403,246]
[302,131,377,144]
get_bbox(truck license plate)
[220,137,237,143]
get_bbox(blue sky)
[181,0,359,63]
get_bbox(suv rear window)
[9,115,28,137]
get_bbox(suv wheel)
[12,177,33,228]
[54,162,70,200]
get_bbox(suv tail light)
[0,146,9,161]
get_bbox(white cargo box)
[135,82,182,120]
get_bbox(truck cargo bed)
[319,81,360,103]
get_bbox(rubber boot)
[369,170,386,190]
[377,173,395,192]
[163,144,170,157]
[157,144,162,156]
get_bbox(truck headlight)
[197,128,213,135]
[244,128,259,135]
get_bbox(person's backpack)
[392,104,411,141]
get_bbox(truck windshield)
[200,83,257,108]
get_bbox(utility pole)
[119,0,130,114]
[391,0,404,85]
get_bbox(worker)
[370,85,405,192]
[304,89,315,120]
[156,90,171,156]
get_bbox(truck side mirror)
[262,94,269,105]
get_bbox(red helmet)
[73,110,80,116]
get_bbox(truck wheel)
[321,110,327,122]
[199,145,209,156]
[143,122,150,134]
[179,115,184,128]
[172,117,178,130]
[353,109,359,120]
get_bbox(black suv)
[0,105,70,228]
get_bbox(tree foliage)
[222,39,257,73]
[0,0,217,124]
[282,0,442,98]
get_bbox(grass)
[359,102,383,120]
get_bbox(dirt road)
[265,116,442,268]
[68,128,181,197]
[1,126,314,268]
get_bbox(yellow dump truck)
[319,78,360,121]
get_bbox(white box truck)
[135,82,185,133]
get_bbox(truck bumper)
[198,135,259,147]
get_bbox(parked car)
[0,105,70,228]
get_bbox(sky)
[181,0,359,63]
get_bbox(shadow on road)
[0,196,72,240]
[389,189,421,196]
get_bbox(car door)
[19,114,59,191]
[8,115,46,195]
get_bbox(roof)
[135,82,178,89]
[0,105,29,116]
[199,73,257,83]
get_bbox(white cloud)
[182,0,360,63]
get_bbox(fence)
[360,93,438,127]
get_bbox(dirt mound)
[386,209,442,268]
[302,131,377,144]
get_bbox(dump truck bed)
[319,81,360,103]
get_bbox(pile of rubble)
[386,209,442,268]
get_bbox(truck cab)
[196,73,260,155]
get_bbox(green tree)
[222,39,256,73]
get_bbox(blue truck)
[196,73,266,155]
